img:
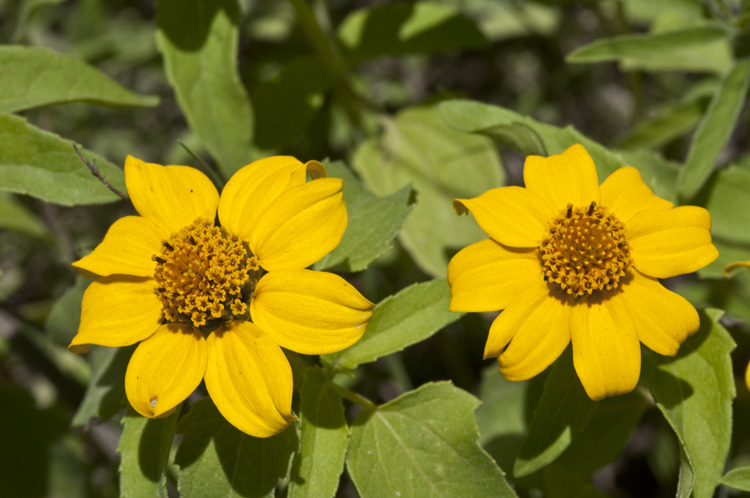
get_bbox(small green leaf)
[118,408,179,498]
[721,467,750,491]
[642,309,736,498]
[314,161,412,272]
[0,113,126,205]
[156,0,253,178]
[175,398,298,498]
[288,368,348,498]
[678,59,750,199]
[347,382,516,497]
[72,346,132,428]
[45,276,89,347]
[0,192,50,238]
[323,279,462,370]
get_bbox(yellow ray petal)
[125,156,219,233]
[628,206,718,278]
[125,323,206,418]
[618,270,698,356]
[204,322,297,438]
[599,166,672,224]
[454,186,555,248]
[68,276,163,353]
[745,361,750,392]
[250,178,347,271]
[250,269,373,355]
[523,144,600,211]
[72,216,166,278]
[447,239,541,312]
[569,295,641,400]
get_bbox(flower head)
[69,156,374,436]
[448,144,718,400]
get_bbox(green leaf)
[0,192,50,238]
[288,368,348,498]
[353,104,504,276]
[314,161,412,272]
[347,382,516,497]
[118,408,180,498]
[156,0,253,178]
[542,464,609,498]
[323,279,462,370]
[175,398,298,498]
[678,59,750,199]
[0,113,126,205]
[642,309,736,498]
[72,346,132,428]
[616,99,708,150]
[338,2,488,64]
[45,276,89,347]
[721,467,750,491]
[702,165,750,244]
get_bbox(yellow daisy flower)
[69,155,374,437]
[448,144,718,400]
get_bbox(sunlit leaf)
[720,467,750,492]
[72,346,132,428]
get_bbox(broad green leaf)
[119,408,179,498]
[347,382,516,497]
[314,161,412,272]
[323,279,463,370]
[0,113,126,205]
[0,192,50,238]
[0,46,158,112]
[721,467,750,491]
[353,104,504,276]
[338,2,488,64]
[175,398,298,498]
[288,368,348,498]
[45,276,89,347]
[157,0,253,178]
[72,346,132,428]
[702,165,750,244]
[642,309,736,498]
[678,59,750,199]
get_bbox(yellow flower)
[447,144,718,400]
[69,156,374,437]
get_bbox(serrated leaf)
[156,0,253,178]
[678,59,750,199]
[0,192,50,238]
[323,279,462,370]
[0,113,126,205]
[347,382,516,497]
[353,104,503,276]
[288,368,348,498]
[72,346,132,428]
[642,309,736,498]
[314,161,412,272]
[118,408,179,498]
[175,398,298,498]
[45,276,89,347]
[720,467,750,491]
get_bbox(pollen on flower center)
[152,218,260,328]
[538,202,632,298]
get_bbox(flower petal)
[618,270,698,356]
[204,321,297,438]
[447,238,541,312]
[250,178,347,271]
[569,294,641,400]
[599,166,672,224]
[250,269,373,355]
[628,206,718,278]
[72,216,166,278]
[125,323,206,418]
[68,276,162,353]
[454,186,555,248]
[125,156,219,233]
[523,144,600,211]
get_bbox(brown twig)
[73,144,128,200]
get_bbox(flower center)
[152,218,260,328]
[538,202,632,298]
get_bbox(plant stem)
[330,382,378,412]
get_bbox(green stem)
[331,383,378,413]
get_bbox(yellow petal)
[125,323,206,418]
[599,166,672,224]
[125,156,219,233]
[250,178,347,271]
[745,361,750,392]
[618,270,698,356]
[204,321,297,438]
[68,276,162,353]
[628,206,719,278]
[523,144,600,211]
[447,238,541,312]
[724,260,750,277]
[72,216,166,278]
[454,186,555,248]
[250,269,373,355]
[569,295,641,400]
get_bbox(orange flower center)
[152,218,260,328]
[538,202,632,298]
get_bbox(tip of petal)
[305,160,327,179]
[68,339,90,354]
[453,199,469,215]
